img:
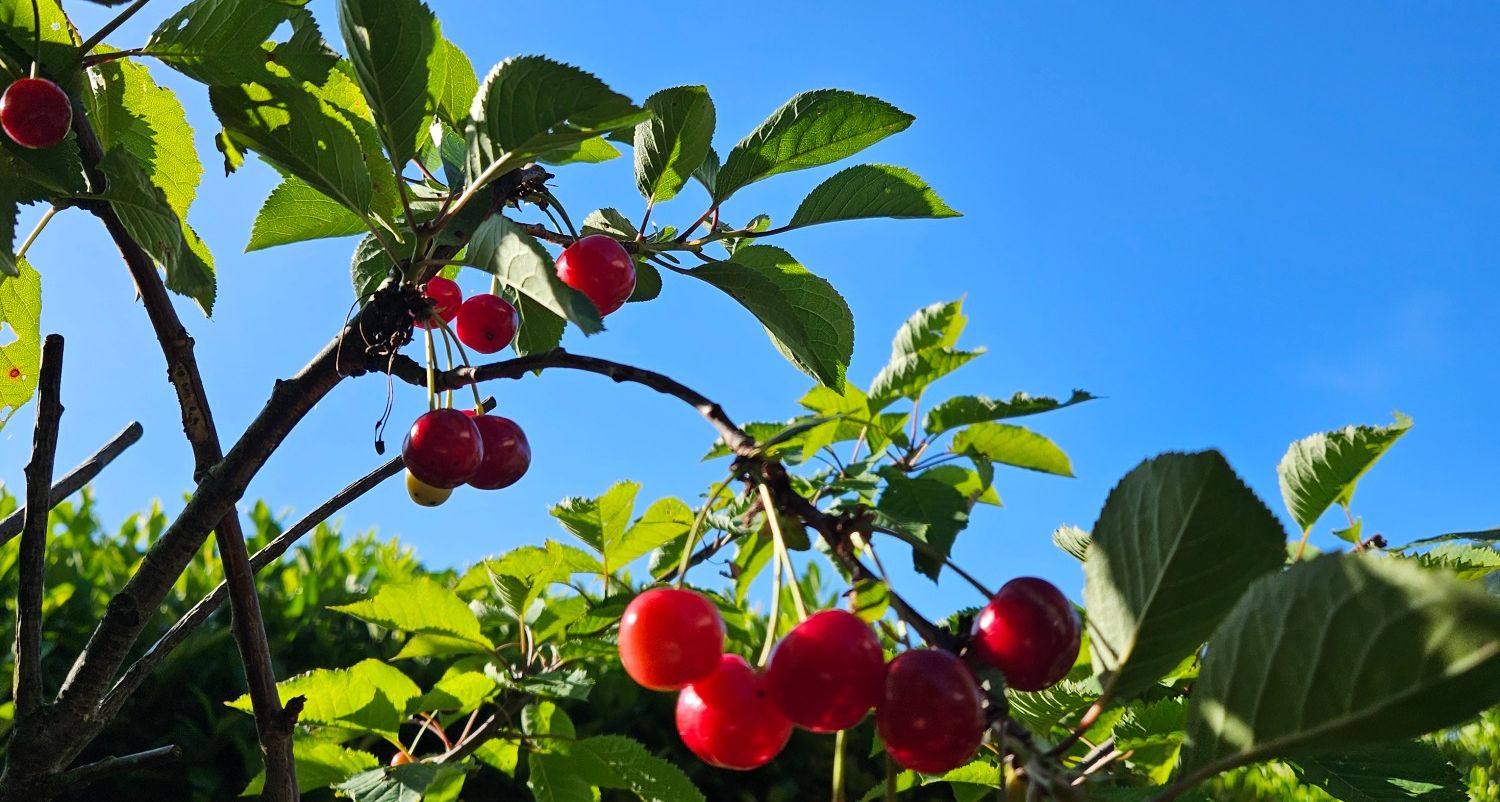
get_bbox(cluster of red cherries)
[1,75,73,149]
[617,577,1081,774]
[400,235,636,506]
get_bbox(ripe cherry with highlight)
[455,293,518,354]
[676,654,792,770]
[618,588,725,691]
[877,648,986,774]
[1,78,72,149]
[463,412,530,490]
[416,277,462,329]
[765,609,886,732]
[401,408,483,490]
[556,234,635,316]
[970,577,1081,691]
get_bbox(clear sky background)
[3,2,1498,618]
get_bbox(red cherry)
[765,609,885,732]
[556,234,635,316]
[462,412,530,490]
[416,277,462,329]
[401,408,483,489]
[970,577,1081,691]
[455,293,518,354]
[877,649,986,774]
[676,654,792,770]
[0,78,71,149]
[389,750,413,767]
[618,588,725,691]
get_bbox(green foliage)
[788,164,959,230]
[0,258,40,429]
[635,86,716,205]
[1278,414,1412,537]
[1179,554,1500,781]
[1084,451,1288,701]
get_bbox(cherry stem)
[884,754,897,802]
[29,0,40,78]
[543,189,579,239]
[673,473,735,588]
[760,483,807,621]
[76,0,151,62]
[15,204,59,260]
[636,200,653,240]
[423,328,438,412]
[831,729,847,802]
[757,524,785,669]
[435,317,484,413]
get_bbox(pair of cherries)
[403,408,530,506]
[616,578,1080,774]
[417,277,517,355]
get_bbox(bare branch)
[69,106,299,801]
[0,421,142,547]
[379,348,756,456]
[55,745,181,792]
[14,334,65,718]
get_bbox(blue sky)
[4,2,1498,617]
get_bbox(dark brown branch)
[103,455,405,717]
[68,104,299,801]
[0,421,143,547]
[55,745,180,793]
[14,334,65,719]
[380,348,755,456]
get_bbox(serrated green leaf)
[428,36,476,132]
[628,257,661,303]
[877,469,970,580]
[250,177,369,251]
[538,136,620,165]
[1180,554,1500,782]
[329,578,492,648]
[211,78,373,220]
[349,233,392,298]
[1007,679,1098,734]
[1415,543,1500,580]
[96,148,215,313]
[145,0,331,86]
[85,55,202,223]
[551,480,638,559]
[868,347,983,408]
[613,497,694,570]
[0,257,40,430]
[578,735,707,802]
[390,633,492,660]
[1278,414,1413,535]
[1290,741,1466,802]
[466,55,646,182]
[1085,451,1287,701]
[918,465,1001,507]
[416,668,498,713]
[788,164,958,229]
[581,208,637,239]
[715,90,914,202]
[924,390,1097,436]
[1115,698,1188,752]
[474,739,519,775]
[528,752,593,802]
[505,286,565,357]
[241,738,380,796]
[338,0,438,167]
[338,764,446,802]
[227,659,414,739]
[0,0,74,75]
[467,215,604,334]
[951,423,1073,477]
[691,146,719,196]
[635,85,715,204]
[689,245,853,390]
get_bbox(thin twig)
[104,456,405,715]
[14,334,65,718]
[75,0,150,58]
[0,421,143,547]
[55,745,180,792]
